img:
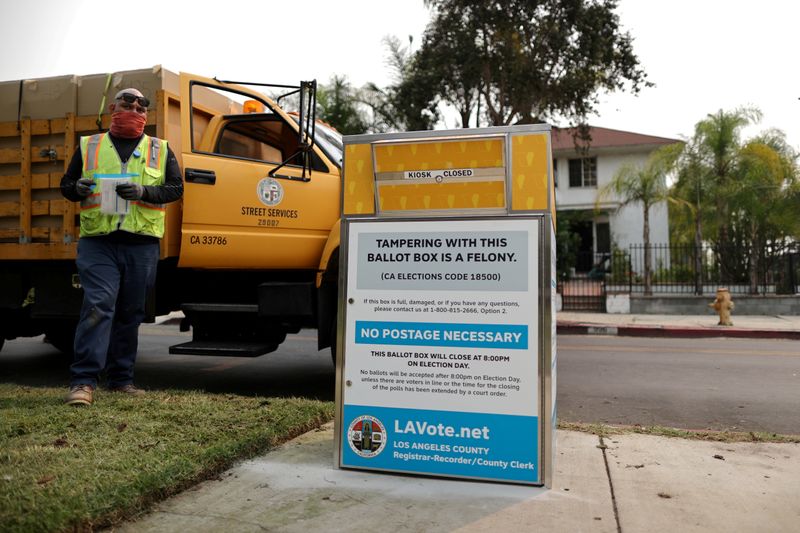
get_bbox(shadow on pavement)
[0,332,336,402]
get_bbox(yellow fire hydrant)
[709,288,734,326]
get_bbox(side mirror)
[269,80,317,183]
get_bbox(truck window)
[216,117,286,163]
[190,82,328,172]
[290,116,343,170]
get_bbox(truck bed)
[0,66,182,260]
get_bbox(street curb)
[557,322,800,340]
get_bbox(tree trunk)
[475,84,481,128]
[694,208,703,295]
[459,109,471,128]
[643,205,652,296]
[717,195,732,283]
[458,91,473,128]
[748,223,759,294]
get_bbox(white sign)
[341,218,541,483]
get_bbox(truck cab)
[165,73,343,356]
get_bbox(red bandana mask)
[110,111,146,138]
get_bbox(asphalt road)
[0,326,335,400]
[2,328,798,434]
[558,335,800,435]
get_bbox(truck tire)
[44,322,77,356]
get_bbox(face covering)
[110,111,146,138]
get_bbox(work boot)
[107,384,146,397]
[65,384,94,406]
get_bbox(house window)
[568,157,597,187]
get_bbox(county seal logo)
[257,177,284,207]
[347,415,387,458]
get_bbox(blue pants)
[70,237,159,388]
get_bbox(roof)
[551,126,680,152]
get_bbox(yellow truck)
[0,66,343,357]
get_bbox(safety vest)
[79,133,168,238]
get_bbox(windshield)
[291,116,343,170]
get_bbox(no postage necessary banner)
[341,218,541,484]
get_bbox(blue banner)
[341,404,539,483]
[354,320,528,350]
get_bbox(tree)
[555,211,587,280]
[668,136,712,294]
[728,132,799,293]
[400,0,649,128]
[360,36,441,132]
[597,147,673,295]
[692,107,762,281]
[402,6,483,127]
[316,76,368,135]
[670,108,800,294]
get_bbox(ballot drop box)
[334,125,557,486]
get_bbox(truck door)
[178,73,340,269]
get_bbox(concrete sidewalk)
[119,422,799,533]
[557,312,800,340]
[125,311,800,531]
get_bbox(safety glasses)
[117,93,150,109]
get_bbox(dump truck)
[0,66,343,358]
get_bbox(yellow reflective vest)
[79,133,167,238]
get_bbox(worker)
[60,88,183,406]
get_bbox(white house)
[552,126,679,272]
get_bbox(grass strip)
[559,420,800,444]
[0,384,334,532]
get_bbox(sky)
[1,0,797,149]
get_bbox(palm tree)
[597,147,674,295]
[669,137,710,294]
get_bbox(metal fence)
[557,279,606,311]
[556,251,608,311]
[614,244,800,295]
[556,244,799,308]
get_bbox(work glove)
[75,178,94,197]
[116,182,145,201]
